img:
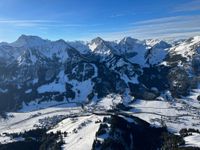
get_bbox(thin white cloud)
[0,20,54,23]
[90,15,200,40]
[131,15,200,26]
[0,19,57,27]
[110,13,126,18]
[0,18,103,28]
[131,16,181,25]
[42,23,103,28]
[0,14,199,41]
[173,0,200,12]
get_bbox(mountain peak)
[12,35,49,47]
[121,37,139,44]
[17,34,43,41]
[152,40,171,49]
[54,39,68,45]
[91,37,104,44]
[88,37,104,52]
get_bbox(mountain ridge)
[0,34,199,112]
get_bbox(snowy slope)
[68,41,90,54]
[2,35,73,64]
[184,133,200,147]
[169,36,200,60]
[146,41,171,65]
[49,115,103,150]
[0,102,82,144]
[87,37,119,58]
[128,98,200,133]
[118,37,147,66]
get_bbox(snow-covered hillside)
[0,35,200,149]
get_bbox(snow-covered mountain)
[0,35,200,150]
[169,36,200,61]
[0,34,200,112]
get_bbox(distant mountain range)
[0,35,200,112]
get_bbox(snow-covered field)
[120,87,199,134]
[184,133,200,147]
[0,101,83,144]
[129,98,200,132]
[0,90,200,148]
[49,115,104,150]
[0,94,121,146]
[93,94,122,110]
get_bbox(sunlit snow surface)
[49,115,103,150]
[184,133,200,147]
[129,99,200,132]
[0,101,82,144]
[169,36,200,60]
[1,90,200,148]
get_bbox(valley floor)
[0,91,200,149]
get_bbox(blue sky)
[0,0,200,42]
